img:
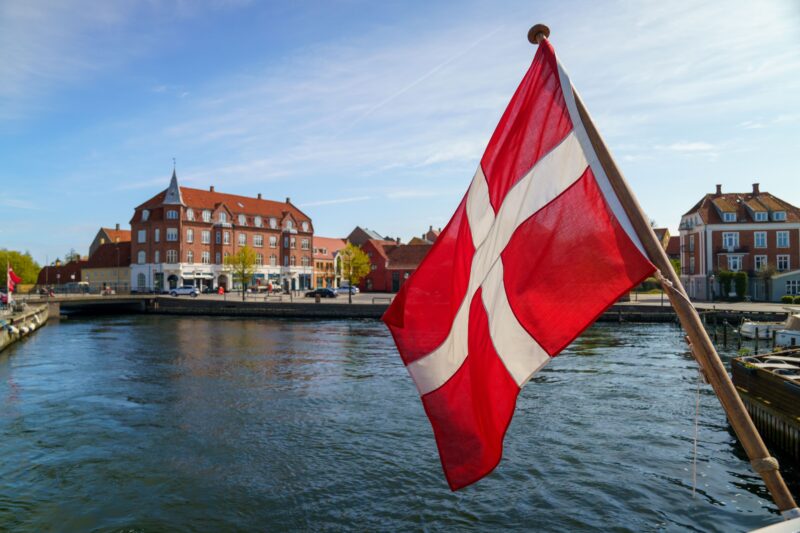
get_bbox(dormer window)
[269,217,277,229]
[301,221,309,232]
[254,216,262,227]
[238,214,246,226]
[167,210,178,220]
[219,212,227,223]
[186,208,195,221]
[754,212,767,222]
[202,210,211,222]
[285,220,293,230]
[773,211,787,221]
[723,212,736,222]
[142,209,150,221]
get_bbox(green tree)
[0,249,41,287]
[340,243,371,304]
[669,258,681,276]
[734,271,748,299]
[224,246,258,301]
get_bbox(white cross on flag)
[383,39,656,490]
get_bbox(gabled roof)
[133,187,312,229]
[683,188,800,224]
[313,237,346,260]
[100,227,131,243]
[387,243,432,270]
[86,242,131,268]
[666,236,680,257]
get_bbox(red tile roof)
[387,243,432,269]
[86,242,131,269]
[666,236,680,257]
[101,228,131,243]
[133,187,312,229]
[313,236,346,260]
[684,190,800,223]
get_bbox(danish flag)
[383,39,655,489]
[7,265,22,293]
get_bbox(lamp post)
[708,273,716,302]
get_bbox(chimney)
[715,184,722,195]
[396,237,401,244]
[115,223,120,231]
[257,193,262,200]
[438,227,441,232]
[429,225,433,231]
[286,197,291,203]
[210,185,215,192]
[752,183,760,195]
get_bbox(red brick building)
[679,183,800,300]
[359,239,432,292]
[37,259,87,290]
[130,171,314,292]
[312,236,346,288]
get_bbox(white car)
[170,285,199,297]
[337,286,359,295]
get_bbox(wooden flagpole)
[529,24,799,517]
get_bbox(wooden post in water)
[528,24,798,516]
[755,328,759,353]
[723,321,728,348]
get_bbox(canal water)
[0,316,796,531]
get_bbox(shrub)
[734,271,748,299]
[781,295,794,304]
[794,296,800,304]
[718,270,734,298]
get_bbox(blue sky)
[1,0,799,263]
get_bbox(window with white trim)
[284,237,289,248]
[254,216,262,227]
[201,251,211,264]
[270,254,277,266]
[777,231,789,248]
[201,230,211,244]
[216,231,221,244]
[777,255,790,271]
[269,236,277,248]
[754,211,767,222]
[187,250,194,264]
[754,231,766,248]
[754,255,768,271]
[166,249,177,263]
[727,256,742,271]
[290,256,296,266]
[154,250,160,263]
[256,254,263,265]
[215,252,221,264]
[138,230,146,243]
[269,217,277,229]
[787,280,800,295]
[186,208,195,221]
[301,238,309,250]
[186,229,194,243]
[219,212,227,223]
[238,233,246,246]
[202,210,211,222]
[254,235,263,247]
[167,210,178,220]
[290,237,296,249]
[142,209,150,221]
[238,214,246,226]
[689,257,695,274]
[224,231,231,245]
[154,228,160,243]
[284,256,288,266]
[773,211,787,221]
[137,273,146,288]
[688,234,695,252]
[722,232,739,250]
[137,250,146,264]
[301,256,309,267]
[723,212,736,222]
[166,228,178,242]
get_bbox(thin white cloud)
[660,141,716,152]
[299,196,371,207]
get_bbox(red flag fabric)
[382,40,655,490]
[7,266,22,293]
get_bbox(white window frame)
[689,256,695,274]
[254,235,263,247]
[688,234,695,252]
[270,236,277,248]
[270,255,277,267]
[723,212,736,222]
[215,252,221,264]
[256,254,263,265]
[777,231,789,248]
[166,228,178,242]
[154,250,160,263]
[201,230,211,244]
[202,210,211,222]
[722,232,739,250]
[186,208,194,221]
[154,228,160,243]
[166,250,177,264]
[787,280,800,296]
[187,250,194,264]
[754,255,768,271]
[754,231,767,248]
[777,255,790,271]
[138,230,146,243]
[224,231,231,245]
[754,211,767,222]
[219,212,227,223]
[301,238,309,250]
[727,256,742,271]
[167,210,178,220]
[254,216,262,228]
[202,251,211,264]
[238,214,247,226]
[142,209,150,221]
[238,233,246,246]
[137,250,146,264]
[186,229,194,243]
[773,211,787,221]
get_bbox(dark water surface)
[0,316,796,532]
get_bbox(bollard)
[723,320,728,348]
[315,294,321,304]
[754,327,759,353]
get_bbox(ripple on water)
[0,317,793,531]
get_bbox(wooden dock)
[0,304,50,353]
[731,350,800,462]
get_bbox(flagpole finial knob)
[528,24,550,44]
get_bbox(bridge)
[22,294,155,315]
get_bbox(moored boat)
[739,320,785,340]
[775,314,800,348]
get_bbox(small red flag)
[383,40,655,490]
[7,266,22,293]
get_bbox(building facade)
[358,239,431,293]
[679,183,800,300]
[88,225,131,258]
[130,171,314,292]
[82,241,132,292]
[312,236,346,288]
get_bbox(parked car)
[337,286,359,295]
[170,285,199,297]
[305,288,338,298]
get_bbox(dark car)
[304,288,337,298]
